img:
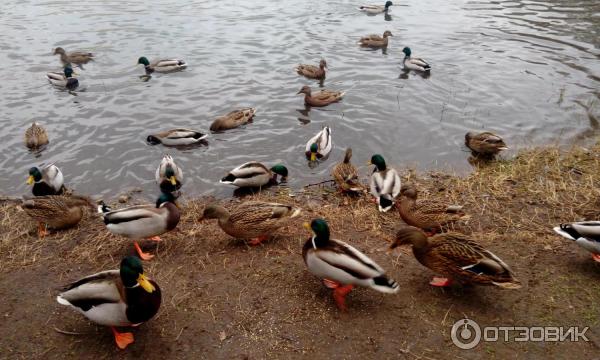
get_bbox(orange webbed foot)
[323,279,340,289]
[592,254,600,263]
[248,235,269,246]
[147,236,161,242]
[111,327,134,349]
[430,277,452,287]
[332,284,354,312]
[134,242,154,261]
[38,223,48,239]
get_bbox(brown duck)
[465,131,508,156]
[296,59,327,80]
[358,30,393,48]
[53,47,94,65]
[297,85,344,107]
[331,148,362,193]
[210,108,257,131]
[22,194,95,238]
[24,122,49,149]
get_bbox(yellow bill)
[27,175,34,185]
[310,153,317,162]
[137,273,155,293]
[169,176,177,185]
[303,222,312,232]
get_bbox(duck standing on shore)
[22,194,95,238]
[369,154,401,212]
[332,148,362,193]
[553,222,600,262]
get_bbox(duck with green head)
[359,1,393,14]
[220,161,288,188]
[368,154,401,212]
[46,66,79,90]
[305,126,332,161]
[137,56,187,74]
[402,47,431,72]
[27,163,65,196]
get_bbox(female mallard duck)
[359,1,393,14]
[199,201,301,245]
[332,148,362,193]
[305,127,332,161]
[358,30,393,48]
[398,184,468,234]
[303,218,399,311]
[22,195,94,238]
[100,192,180,260]
[137,56,187,73]
[220,162,288,188]
[391,227,521,288]
[209,108,256,131]
[46,66,78,90]
[295,59,327,80]
[147,128,207,146]
[297,86,344,107]
[56,256,161,349]
[369,154,401,212]
[401,47,431,72]
[27,164,65,196]
[155,155,183,194]
[553,222,600,263]
[465,131,508,156]
[24,122,49,149]
[53,47,94,66]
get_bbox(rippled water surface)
[1,0,599,199]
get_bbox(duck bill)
[169,176,177,185]
[137,273,155,293]
[26,175,34,185]
[366,161,372,165]
[303,222,312,233]
[310,153,317,162]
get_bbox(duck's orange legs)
[134,242,154,261]
[248,235,269,246]
[592,254,600,263]
[38,222,48,238]
[147,236,161,242]
[111,327,134,349]
[332,285,354,312]
[430,277,453,287]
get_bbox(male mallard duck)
[359,1,393,14]
[391,227,521,288]
[53,47,94,66]
[137,56,187,73]
[369,154,401,212]
[332,148,362,193]
[56,256,161,349]
[303,218,399,311]
[199,201,301,245]
[209,108,256,131]
[398,184,468,234]
[22,195,95,238]
[297,86,344,107]
[27,164,65,196]
[305,127,332,161]
[465,131,508,156]
[553,222,600,263]
[24,122,49,149]
[220,162,288,188]
[358,30,393,48]
[147,129,207,146]
[295,59,327,80]
[155,155,183,194]
[46,66,78,90]
[401,47,431,72]
[100,192,180,260]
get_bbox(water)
[1,0,598,199]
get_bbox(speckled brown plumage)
[465,131,508,156]
[332,148,362,192]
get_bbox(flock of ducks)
[17,2,599,350]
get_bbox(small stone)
[118,195,130,203]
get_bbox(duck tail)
[370,275,400,293]
[289,208,302,218]
[492,280,522,289]
[56,295,71,306]
[97,201,111,214]
[378,196,394,212]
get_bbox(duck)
[303,218,399,311]
[27,163,65,196]
[22,195,95,238]
[53,47,94,66]
[199,201,301,246]
[358,30,393,48]
[155,155,183,194]
[359,1,393,14]
[100,192,180,260]
[332,148,362,193]
[305,127,332,162]
[553,222,600,263]
[24,122,49,149]
[368,154,401,212]
[56,256,161,349]
[401,47,431,72]
[209,108,256,131]
[46,66,78,90]
[297,85,344,107]
[398,184,468,234]
[295,59,327,80]
[147,129,207,146]
[137,56,187,73]
[391,227,521,288]
[465,131,508,156]
[220,162,288,188]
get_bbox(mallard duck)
[100,192,180,260]
[24,122,49,149]
[465,131,508,156]
[220,162,288,188]
[391,227,521,288]
[369,154,401,212]
[137,57,187,73]
[401,47,431,72]
[359,1,393,14]
[305,127,332,161]
[22,195,94,238]
[332,148,362,193]
[53,47,94,66]
[303,218,399,311]
[155,155,183,194]
[398,184,468,234]
[46,66,78,90]
[27,164,65,196]
[199,201,301,245]
[358,30,393,48]
[295,59,327,80]
[297,86,344,107]
[553,222,600,263]
[147,129,207,146]
[209,108,256,131]
[56,256,161,349]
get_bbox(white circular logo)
[451,319,481,349]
